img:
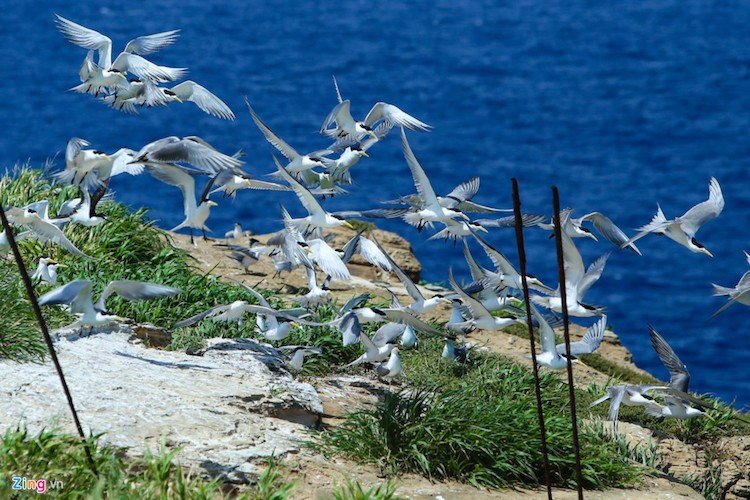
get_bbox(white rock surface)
[0,326,323,482]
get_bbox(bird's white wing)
[371,323,407,347]
[678,177,724,237]
[171,81,235,120]
[109,149,142,176]
[123,30,180,55]
[607,386,626,421]
[273,156,326,217]
[364,102,432,131]
[339,311,362,347]
[472,232,522,289]
[246,100,298,160]
[359,331,380,357]
[461,239,490,283]
[145,163,198,218]
[361,122,394,151]
[448,269,493,322]
[441,177,480,208]
[236,282,272,309]
[321,99,354,133]
[577,251,611,300]
[65,137,90,166]
[648,326,690,393]
[55,15,113,68]
[582,212,641,255]
[27,217,91,259]
[710,274,750,318]
[110,52,187,83]
[530,303,557,355]
[307,239,350,280]
[557,315,606,355]
[138,136,244,173]
[560,230,585,304]
[97,281,181,310]
[370,234,422,301]
[38,280,95,316]
[381,309,454,339]
[400,128,439,207]
[356,236,392,272]
[173,304,232,327]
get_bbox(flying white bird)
[273,156,353,234]
[55,138,111,191]
[399,130,469,230]
[131,136,244,175]
[447,269,523,333]
[321,97,430,144]
[143,163,218,243]
[31,257,64,285]
[555,315,607,356]
[246,100,330,174]
[375,348,402,382]
[6,205,91,259]
[710,251,750,318]
[56,15,185,87]
[55,14,180,72]
[532,229,609,317]
[39,279,181,330]
[622,177,724,256]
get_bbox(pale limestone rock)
[0,326,323,483]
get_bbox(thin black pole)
[511,178,552,499]
[551,187,583,499]
[0,207,98,476]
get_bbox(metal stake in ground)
[0,205,98,476]
[551,186,583,499]
[511,178,552,500]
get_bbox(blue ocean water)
[1,1,748,407]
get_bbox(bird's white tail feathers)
[638,204,668,233]
[711,283,735,297]
[643,404,664,418]
[589,393,611,407]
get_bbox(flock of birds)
[3,15,748,423]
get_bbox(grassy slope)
[1,168,747,497]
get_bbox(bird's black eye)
[332,214,345,221]
[111,69,121,73]
[362,124,373,131]
[129,78,139,83]
[352,145,363,152]
[581,227,593,235]
[298,241,309,248]
[94,150,105,155]
[691,237,704,248]
[164,90,177,96]
[27,208,37,214]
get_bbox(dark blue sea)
[2,1,749,407]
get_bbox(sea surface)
[1,1,749,407]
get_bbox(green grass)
[0,427,224,498]
[0,167,285,355]
[329,479,403,500]
[584,420,662,470]
[313,339,644,489]
[0,426,303,499]
[3,167,749,496]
